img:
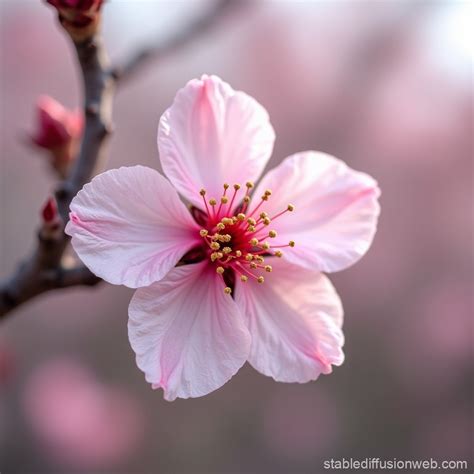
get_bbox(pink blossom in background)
[65,75,380,401]
[22,358,144,470]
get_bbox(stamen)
[227,184,240,212]
[197,183,295,291]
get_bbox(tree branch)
[113,0,235,83]
[0,33,113,319]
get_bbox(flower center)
[198,182,295,294]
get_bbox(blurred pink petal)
[22,359,143,470]
[235,258,344,382]
[252,151,381,272]
[128,262,251,401]
[65,165,201,288]
[158,74,275,210]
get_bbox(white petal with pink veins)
[158,75,275,210]
[252,151,381,273]
[235,258,344,383]
[128,262,251,401]
[66,166,200,288]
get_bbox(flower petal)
[128,262,251,401]
[158,75,275,210]
[235,258,344,383]
[252,152,380,272]
[65,166,200,288]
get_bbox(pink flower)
[66,75,380,401]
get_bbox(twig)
[113,0,235,83]
[0,33,113,319]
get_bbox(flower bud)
[40,197,62,237]
[32,95,83,178]
[45,0,104,42]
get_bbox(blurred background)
[0,1,472,473]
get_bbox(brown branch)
[0,33,113,319]
[113,0,236,83]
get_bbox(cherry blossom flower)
[66,75,380,401]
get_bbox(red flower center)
[197,182,295,294]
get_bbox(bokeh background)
[1,1,472,473]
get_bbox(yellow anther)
[287,204,295,212]
[224,287,232,295]
[210,242,220,250]
[199,229,208,237]
[250,262,257,269]
[221,196,229,204]
[247,218,256,226]
[263,217,271,225]
[289,240,295,247]
[262,242,270,250]
[209,198,217,206]
[261,195,269,201]
[199,189,206,196]
[265,265,273,273]
[249,238,259,246]
[268,230,277,238]
[237,213,246,221]
[275,250,283,257]
[235,250,242,257]
[240,275,248,282]
[233,184,241,191]
[255,256,264,263]
[232,217,238,224]
[224,234,232,242]
[221,217,233,225]
[247,225,256,232]
[216,266,225,274]
[216,223,225,231]
[211,252,219,261]
[216,252,224,259]
[223,247,232,254]
[243,196,251,203]
[246,181,254,189]
[223,183,230,190]
[259,212,268,219]
[245,254,253,261]
[264,189,272,196]
[257,276,265,284]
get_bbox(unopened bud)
[45,0,104,42]
[32,95,83,178]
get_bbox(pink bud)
[32,96,83,150]
[32,96,83,176]
[42,197,59,224]
[45,0,103,39]
[46,0,103,13]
